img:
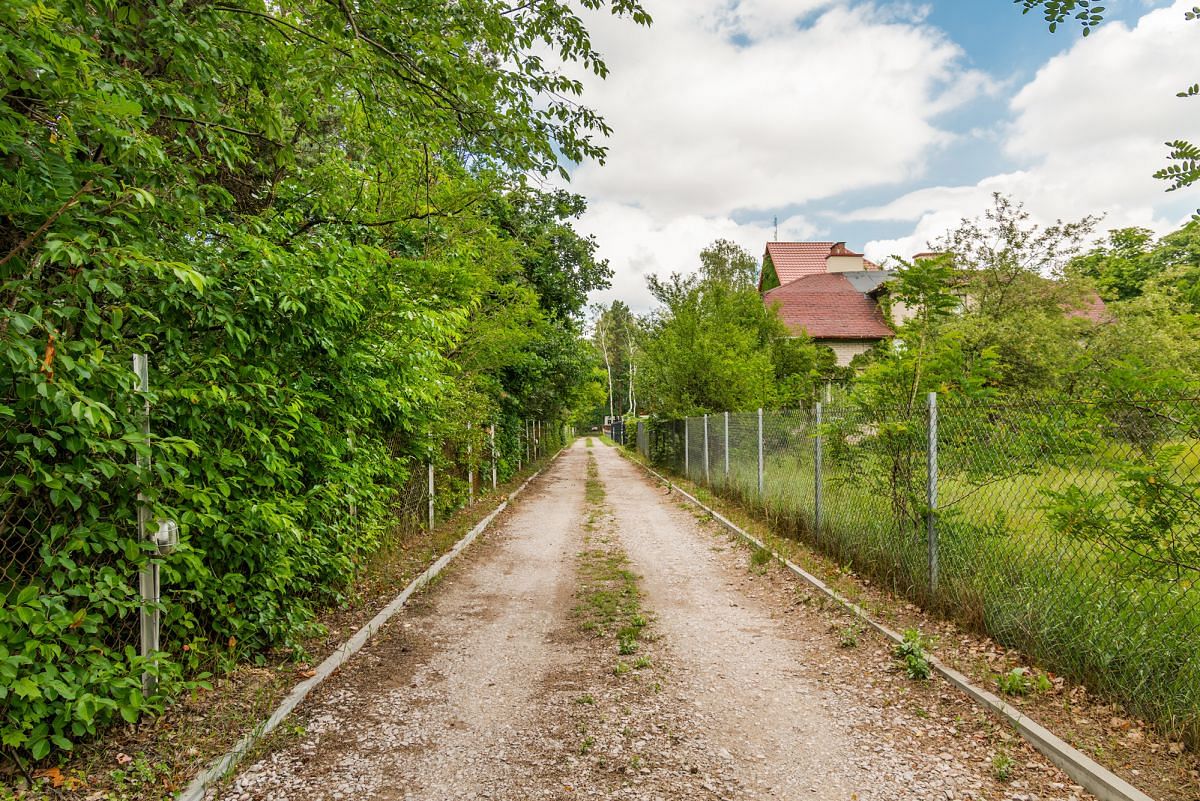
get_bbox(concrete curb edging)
[619,451,1155,801]
[178,450,566,801]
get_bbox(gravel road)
[215,440,1097,801]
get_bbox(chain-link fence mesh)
[2,398,564,738]
[644,396,1200,740]
[1,408,145,657]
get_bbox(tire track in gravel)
[216,445,590,801]
[592,441,1097,801]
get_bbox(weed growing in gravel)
[585,457,605,504]
[574,452,652,661]
[613,661,631,676]
[996,667,1053,697]
[634,656,652,670]
[575,694,595,705]
[750,545,773,572]
[839,624,861,649]
[992,751,1015,782]
[894,628,933,680]
[106,757,173,796]
[580,736,595,755]
[586,438,594,448]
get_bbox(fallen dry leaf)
[33,766,64,787]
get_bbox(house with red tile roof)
[760,241,895,366]
[760,242,1112,367]
[759,241,882,292]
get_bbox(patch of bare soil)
[594,442,1098,801]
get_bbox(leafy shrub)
[894,628,933,680]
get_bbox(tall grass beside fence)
[646,396,1200,742]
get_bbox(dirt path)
[215,440,1095,801]
[591,442,1094,801]
[217,447,590,801]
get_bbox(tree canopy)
[635,240,833,417]
[0,0,648,761]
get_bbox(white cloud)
[578,202,817,312]
[568,0,994,221]
[562,0,996,310]
[858,0,1200,261]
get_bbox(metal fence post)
[757,407,764,498]
[684,417,690,477]
[490,424,497,490]
[723,411,729,480]
[814,402,823,533]
[927,392,939,596]
[703,413,709,484]
[427,452,435,534]
[133,354,159,694]
[467,422,474,505]
[525,419,531,464]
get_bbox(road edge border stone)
[615,446,1156,801]
[177,448,567,801]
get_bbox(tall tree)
[637,241,832,416]
[926,194,1099,393]
[591,300,639,418]
[0,0,649,760]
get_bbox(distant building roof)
[764,273,895,341]
[762,241,881,289]
[764,242,839,285]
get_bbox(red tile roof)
[764,242,838,286]
[763,241,880,289]
[764,273,895,341]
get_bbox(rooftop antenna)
[773,216,778,241]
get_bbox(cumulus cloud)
[564,0,996,309]
[567,0,992,220]
[858,0,1200,262]
[578,203,817,312]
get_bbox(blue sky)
[565,0,1200,311]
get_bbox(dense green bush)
[1,0,642,761]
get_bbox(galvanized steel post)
[814,402,823,533]
[703,414,709,484]
[757,407,764,498]
[723,411,729,479]
[927,392,939,596]
[133,354,159,694]
[467,422,474,505]
[428,456,435,533]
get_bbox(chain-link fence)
[1,346,566,757]
[1,385,145,660]
[645,395,1200,741]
